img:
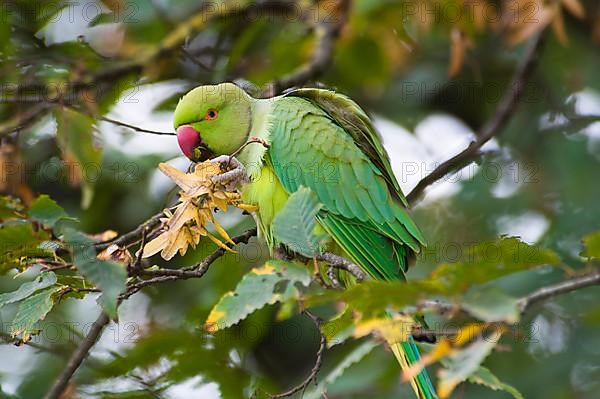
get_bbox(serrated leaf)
[63,228,126,318]
[0,272,57,308]
[581,230,600,259]
[354,315,414,344]
[11,287,60,342]
[462,286,520,323]
[28,195,67,228]
[205,260,311,332]
[438,334,502,398]
[272,187,326,257]
[309,237,559,316]
[468,366,524,399]
[403,323,490,382]
[304,340,378,399]
[428,237,561,294]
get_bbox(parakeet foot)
[208,155,248,190]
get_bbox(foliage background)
[1,0,600,398]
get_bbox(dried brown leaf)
[142,160,254,260]
[562,0,585,19]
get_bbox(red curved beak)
[176,125,201,160]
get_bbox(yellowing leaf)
[438,328,505,398]
[354,315,414,344]
[205,306,228,333]
[252,264,276,275]
[581,230,600,259]
[403,323,488,382]
[205,260,311,332]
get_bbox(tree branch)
[263,0,350,96]
[10,1,301,97]
[518,269,600,313]
[406,33,546,204]
[418,269,600,323]
[0,103,51,137]
[43,311,110,399]
[121,228,257,299]
[95,211,165,251]
[269,311,326,399]
[317,252,368,282]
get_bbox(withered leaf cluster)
[143,161,256,260]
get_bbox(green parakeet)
[173,83,436,399]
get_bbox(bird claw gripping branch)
[208,155,249,191]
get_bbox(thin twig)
[317,252,368,282]
[270,311,326,398]
[129,227,149,275]
[96,211,165,251]
[97,115,175,136]
[121,228,257,299]
[0,332,72,358]
[406,33,546,204]
[44,312,110,399]
[0,103,51,136]
[417,269,600,318]
[518,269,600,313]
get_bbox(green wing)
[288,88,408,206]
[268,94,425,281]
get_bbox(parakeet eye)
[206,109,218,120]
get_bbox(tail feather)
[390,337,437,399]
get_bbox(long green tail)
[390,336,437,399]
[317,214,437,397]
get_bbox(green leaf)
[462,286,520,323]
[205,260,311,332]
[54,107,103,209]
[304,340,378,399]
[468,366,524,399]
[272,187,327,257]
[581,230,600,259]
[10,287,60,342]
[0,272,57,308]
[438,335,501,398]
[321,306,356,348]
[0,221,52,273]
[28,195,67,227]
[428,237,561,294]
[63,228,126,318]
[309,237,560,317]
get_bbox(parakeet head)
[173,83,253,162]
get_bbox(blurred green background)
[1,0,600,398]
